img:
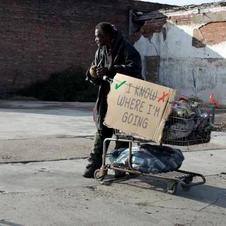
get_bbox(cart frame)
[94,135,206,194]
[94,77,210,194]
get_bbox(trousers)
[91,124,129,163]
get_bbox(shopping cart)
[94,135,207,194]
[94,77,213,194]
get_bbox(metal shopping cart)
[94,76,214,194]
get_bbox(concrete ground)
[0,100,226,226]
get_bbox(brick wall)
[0,0,167,96]
[193,21,226,48]
[170,15,192,25]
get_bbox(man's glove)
[89,65,98,78]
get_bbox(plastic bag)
[110,144,184,174]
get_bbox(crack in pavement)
[0,156,88,165]
[187,193,226,225]
[0,135,95,141]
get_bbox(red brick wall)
[193,21,226,48]
[199,21,226,45]
[170,15,192,25]
[0,0,167,95]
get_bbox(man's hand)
[96,67,109,77]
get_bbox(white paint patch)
[134,8,226,105]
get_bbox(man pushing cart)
[93,73,214,194]
[84,22,214,194]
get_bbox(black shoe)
[112,163,126,178]
[114,170,126,178]
[83,163,99,178]
[83,154,102,178]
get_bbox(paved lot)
[0,100,226,226]
[0,100,95,139]
[0,155,226,226]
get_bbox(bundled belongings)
[162,97,214,145]
[110,144,184,174]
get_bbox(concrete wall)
[134,3,226,105]
[0,0,167,96]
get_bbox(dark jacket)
[87,31,142,130]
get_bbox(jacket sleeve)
[112,42,142,79]
[86,49,103,85]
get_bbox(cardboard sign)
[104,73,176,142]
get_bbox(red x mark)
[158,92,169,103]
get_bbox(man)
[83,22,142,178]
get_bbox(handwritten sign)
[104,73,176,142]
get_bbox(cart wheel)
[128,172,138,178]
[94,169,107,181]
[181,176,193,191]
[166,182,178,195]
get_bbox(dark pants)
[91,124,129,164]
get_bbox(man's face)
[95,29,108,47]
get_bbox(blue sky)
[142,0,223,6]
